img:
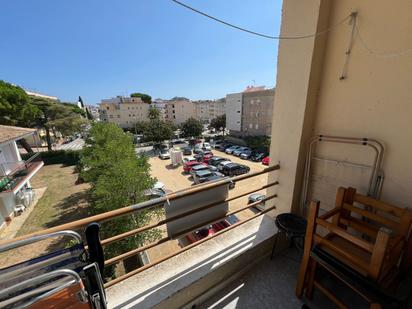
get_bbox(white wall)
[225,93,243,133]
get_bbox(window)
[173,115,176,119]
[256,99,261,103]
[172,104,175,108]
[106,107,109,110]
[109,115,113,118]
[250,100,254,105]
[117,115,120,118]
[237,111,241,113]
[249,123,253,129]
[255,124,259,129]
[129,114,131,117]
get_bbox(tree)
[0,80,41,126]
[148,107,160,120]
[210,114,226,131]
[181,117,203,138]
[130,92,152,104]
[30,97,87,150]
[81,123,161,277]
[133,118,174,143]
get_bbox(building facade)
[99,96,150,128]
[165,100,196,125]
[151,99,167,120]
[225,93,243,134]
[241,89,275,136]
[193,99,226,124]
[225,88,275,136]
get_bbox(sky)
[0,0,282,104]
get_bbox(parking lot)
[149,148,269,221]
[146,148,270,261]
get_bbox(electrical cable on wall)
[355,23,412,58]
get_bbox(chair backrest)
[309,187,412,282]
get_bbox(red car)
[262,156,270,165]
[194,153,214,164]
[183,161,202,173]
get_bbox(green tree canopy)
[134,118,174,143]
[130,92,152,104]
[181,117,203,138]
[0,80,41,126]
[210,114,226,131]
[148,107,160,120]
[81,123,160,276]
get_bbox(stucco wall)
[225,93,243,133]
[312,1,412,208]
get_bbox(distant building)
[225,87,275,136]
[152,99,167,120]
[193,99,226,124]
[165,100,196,125]
[99,96,150,128]
[25,90,58,101]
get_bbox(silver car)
[248,193,266,211]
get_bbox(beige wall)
[313,1,412,209]
[99,97,150,128]
[269,0,412,216]
[165,100,196,125]
[242,89,275,136]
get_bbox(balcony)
[0,153,44,194]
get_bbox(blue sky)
[0,0,281,104]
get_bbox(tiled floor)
[199,248,369,309]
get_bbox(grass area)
[17,164,91,236]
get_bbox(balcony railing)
[0,152,42,192]
[0,164,279,288]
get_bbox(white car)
[217,160,232,171]
[203,142,212,151]
[183,156,198,163]
[158,149,170,160]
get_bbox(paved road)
[57,138,85,151]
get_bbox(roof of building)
[0,125,36,144]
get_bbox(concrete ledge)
[106,215,277,309]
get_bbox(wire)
[170,0,351,40]
[355,23,412,58]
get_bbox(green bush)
[22,150,81,166]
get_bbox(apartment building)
[193,99,226,124]
[225,87,275,136]
[99,96,150,128]
[165,100,196,125]
[151,99,167,120]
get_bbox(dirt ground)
[146,149,270,262]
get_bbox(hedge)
[22,150,81,166]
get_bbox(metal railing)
[0,164,280,288]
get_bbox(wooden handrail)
[104,204,277,288]
[105,193,278,266]
[0,164,280,247]
[101,181,279,246]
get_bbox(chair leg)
[296,201,320,298]
[270,231,281,260]
[305,258,317,300]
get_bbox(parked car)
[240,149,253,159]
[204,173,235,189]
[221,163,250,177]
[183,161,202,173]
[183,215,239,245]
[225,145,241,154]
[212,140,224,148]
[250,152,267,162]
[183,147,192,155]
[202,142,212,151]
[192,169,215,184]
[183,156,197,163]
[193,148,204,155]
[262,156,270,165]
[158,149,170,160]
[217,160,232,171]
[215,142,230,151]
[233,147,250,157]
[208,156,227,167]
[248,193,266,211]
[194,153,213,164]
[190,163,217,178]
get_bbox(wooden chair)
[296,187,412,309]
